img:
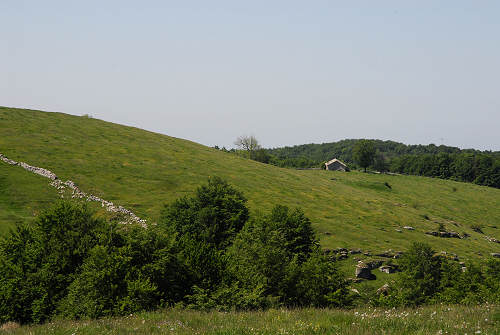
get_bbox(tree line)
[1,178,499,325]
[219,138,500,188]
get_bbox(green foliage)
[226,206,350,308]
[0,201,190,324]
[394,243,442,306]
[353,140,376,172]
[265,137,500,188]
[268,206,316,260]
[160,176,249,249]
[437,261,488,304]
[160,177,249,289]
[385,244,500,307]
[0,201,106,324]
[373,151,389,172]
[251,149,271,164]
[60,226,190,319]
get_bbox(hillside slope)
[1,107,499,260]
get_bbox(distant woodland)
[223,139,500,189]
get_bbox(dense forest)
[258,140,500,189]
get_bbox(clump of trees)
[0,178,352,325]
[374,242,500,307]
[226,138,500,189]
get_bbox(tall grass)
[3,305,498,335]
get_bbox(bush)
[394,242,442,306]
[59,226,190,319]
[226,206,351,308]
[0,201,106,324]
[160,176,249,249]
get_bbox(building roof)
[325,158,347,167]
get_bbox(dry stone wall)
[0,152,146,226]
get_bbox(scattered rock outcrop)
[0,152,146,226]
[485,236,500,244]
[425,231,461,238]
[375,249,403,259]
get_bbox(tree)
[395,242,442,306]
[160,177,249,289]
[227,205,351,308]
[353,140,376,172]
[373,150,389,172]
[0,201,107,324]
[160,177,249,249]
[234,135,261,158]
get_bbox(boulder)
[366,260,384,270]
[491,253,500,258]
[379,265,396,274]
[439,231,461,238]
[403,226,415,230]
[376,283,390,296]
[375,250,393,258]
[393,251,403,259]
[355,262,376,280]
[337,253,348,260]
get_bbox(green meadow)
[2,305,499,335]
[1,106,499,261]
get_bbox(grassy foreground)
[1,107,500,260]
[2,305,498,335]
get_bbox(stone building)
[325,158,348,171]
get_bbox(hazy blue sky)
[1,1,499,150]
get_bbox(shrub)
[394,242,442,306]
[160,177,249,290]
[0,201,106,324]
[160,176,249,249]
[59,226,190,319]
[226,206,351,308]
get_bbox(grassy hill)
[1,106,499,261]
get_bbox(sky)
[1,1,499,151]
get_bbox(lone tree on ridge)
[353,139,376,172]
[234,135,261,158]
